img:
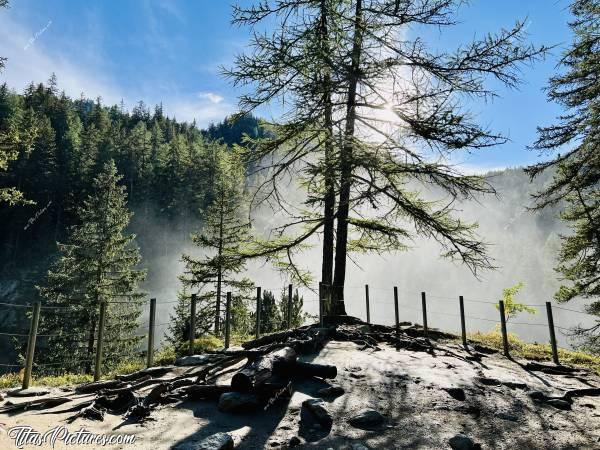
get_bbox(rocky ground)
[1,331,600,449]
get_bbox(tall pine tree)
[526,0,600,351]
[171,146,253,343]
[37,160,146,373]
[229,0,548,313]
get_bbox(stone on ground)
[218,392,259,413]
[449,433,479,450]
[445,387,466,401]
[301,398,333,429]
[348,408,385,429]
[317,385,345,397]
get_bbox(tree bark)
[320,0,336,313]
[215,186,225,334]
[332,0,364,315]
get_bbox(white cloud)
[165,93,234,126]
[197,92,224,104]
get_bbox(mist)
[134,166,595,350]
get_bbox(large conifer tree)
[37,160,146,372]
[229,0,547,313]
[171,147,253,342]
[526,0,600,350]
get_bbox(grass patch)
[154,345,177,366]
[467,330,600,375]
[0,358,147,390]
[177,335,224,355]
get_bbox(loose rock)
[317,386,345,397]
[301,398,333,429]
[350,443,370,450]
[175,432,233,450]
[495,411,518,422]
[217,392,259,413]
[449,433,478,450]
[474,377,501,386]
[348,408,385,429]
[445,387,466,401]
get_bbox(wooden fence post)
[319,282,324,327]
[94,301,107,382]
[546,302,560,365]
[22,302,41,390]
[421,292,428,338]
[459,295,467,348]
[287,284,293,329]
[225,292,231,349]
[499,300,510,357]
[147,298,156,368]
[394,287,399,335]
[255,287,261,339]
[365,284,370,324]
[189,294,197,356]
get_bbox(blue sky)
[0,0,572,170]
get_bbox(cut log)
[182,384,233,401]
[231,347,297,392]
[295,361,337,379]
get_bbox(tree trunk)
[215,187,225,334]
[85,315,96,374]
[320,0,336,313]
[332,0,364,315]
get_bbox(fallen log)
[75,380,126,395]
[295,361,337,379]
[231,347,297,392]
[242,329,308,350]
[117,366,173,382]
[181,384,233,401]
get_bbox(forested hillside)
[0,79,265,368]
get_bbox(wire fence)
[1,282,598,389]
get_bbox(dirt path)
[1,341,599,449]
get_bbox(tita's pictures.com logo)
[5,425,136,448]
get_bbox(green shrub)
[154,345,177,365]
[177,335,224,355]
